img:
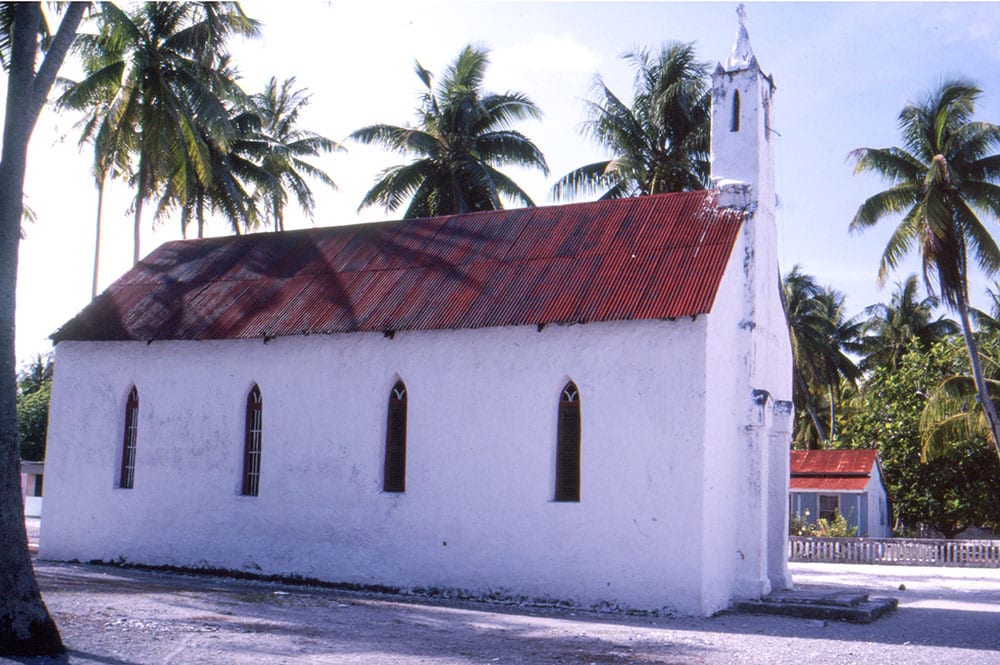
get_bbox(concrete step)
[736,588,898,624]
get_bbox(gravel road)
[3,519,998,664]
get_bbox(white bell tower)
[710,4,776,213]
[708,6,794,600]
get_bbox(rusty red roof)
[790,450,880,492]
[52,191,744,343]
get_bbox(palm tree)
[813,286,864,438]
[57,29,133,298]
[920,346,1000,461]
[60,2,258,264]
[253,76,341,231]
[552,42,710,201]
[783,266,833,446]
[351,45,548,218]
[970,281,1000,335]
[155,106,274,238]
[850,80,1000,464]
[0,2,85,655]
[783,266,862,446]
[860,275,958,372]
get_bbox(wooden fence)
[789,536,1000,567]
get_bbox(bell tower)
[710,4,776,212]
[707,6,794,600]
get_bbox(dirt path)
[4,522,1000,664]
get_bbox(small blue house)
[790,449,891,538]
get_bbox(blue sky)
[11,1,1000,362]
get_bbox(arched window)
[730,90,741,132]
[119,386,139,489]
[383,381,407,493]
[555,382,581,502]
[242,385,263,496]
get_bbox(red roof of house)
[789,449,879,492]
[52,191,744,343]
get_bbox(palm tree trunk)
[957,296,1000,465]
[132,153,146,266]
[828,383,836,440]
[794,367,827,447]
[132,195,143,265]
[197,193,205,238]
[0,2,84,655]
[91,175,105,299]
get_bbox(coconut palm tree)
[351,45,548,218]
[783,266,833,446]
[850,80,1000,463]
[970,281,1000,335]
[860,275,958,372]
[552,42,710,201]
[60,2,258,264]
[57,30,132,298]
[253,76,341,231]
[783,267,863,446]
[814,286,864,438]
[155,106,274,238]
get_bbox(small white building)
[41,12,793,616]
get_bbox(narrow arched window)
[555,382,581,502]
[242,385,263,496]
[384,381,407,493]
[119,387,139,489]
[730,90,741,132]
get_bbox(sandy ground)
[4,518,999,664]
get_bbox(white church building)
[41,13,793,616]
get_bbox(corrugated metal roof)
[790,476,869,492]
[790,450,879,476]
[52,191,745,343]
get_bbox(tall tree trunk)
[197,192,205,238]
[957,296,1000,465]
[828,383,836,440]
[132,192,143,265]
[0,3,85,656]
[794,367,827,447]
[91,174,105,299]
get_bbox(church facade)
[41,14,793,616]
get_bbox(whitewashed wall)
[43,317,735,614]
[865,467,891,538]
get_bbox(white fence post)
[788,536,1000,567]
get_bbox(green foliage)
[16,354,54,461]
[789,510,811,536]
[59,2,261,259]
[783,265,862,447]
[17,380,50,461]
[812,512,859,538]
[789,509,858,538]
[841,342,1000,538]
[251,76,342,231]
[849,79,1000,463]
[552,41,710,200]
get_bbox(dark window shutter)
[555,383,581,502]
[119,387,139,489]
[242,385,262,496]
[384,381,407,492]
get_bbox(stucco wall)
[865,470,890,538]
[43,318,722,613]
